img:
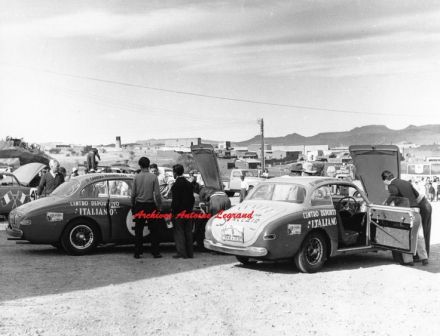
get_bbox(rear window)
[51,180,81,197]
[247,183,306,203]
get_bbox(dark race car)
[6,173,205,255]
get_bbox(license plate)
[221,226,244,242]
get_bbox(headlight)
[19,218,32,226]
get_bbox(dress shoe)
[172,255,187,259]
[134,254,141,259]
[413,255,420,262]
[401,262,414,267]
[153,254,162,259]
[422,259,429,266]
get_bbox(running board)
[334,245,377,255]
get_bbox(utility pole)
[257,118,265,172]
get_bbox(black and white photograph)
[1,1,440,335]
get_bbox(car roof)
[74,173,133,185]
[262,176,343,187]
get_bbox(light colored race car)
[204,145,423,273]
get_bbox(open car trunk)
[191,144,223,191]
[349,145,401,205]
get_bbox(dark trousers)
[419,198,432,256]
[173,217,194,258]
[133,202,160,256]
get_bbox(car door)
[78,180,112,241]
[368,204,420,254]
[107,178,143,242]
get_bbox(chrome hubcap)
[69,225,94,249]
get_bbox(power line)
[0,62,430,117]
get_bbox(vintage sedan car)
[204,145,422,273]
[0,162,46,217]
[6,173,204,255]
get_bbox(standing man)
[86,148,100,173]
[131,157,162,259]
[37,159,65,197]
[171,164,195,259]
[239,174,249,203]
[381,170,430,265]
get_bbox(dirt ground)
[1,203,440,336]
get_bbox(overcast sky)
[1,0,440,145]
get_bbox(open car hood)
[13,162,46,186]
[349,145,401,204]
[191,144,223,191]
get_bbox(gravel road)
[1,204,440,336]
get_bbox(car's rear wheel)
[61,220,99,255]
[294,232,328,273]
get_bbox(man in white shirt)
[239,174,249,203]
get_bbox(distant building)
[116,136,121,149]
[163,138,201,148]
[248,143,272,152]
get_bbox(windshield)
[51,180,81,197]
[247,183,306,203]
[243,170,259,177]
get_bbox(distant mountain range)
[233,125,440,147]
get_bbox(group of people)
[410,176,440,202]
[131,156,230,259]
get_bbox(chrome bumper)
[204,239,268,257]
[6,226,23,239]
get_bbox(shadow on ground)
[235,243,440,275]
[0,231,234,303]
[2,228,439,303]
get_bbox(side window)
[311,186,332,206]
[80,181,108,198]
[328,184,363,199]
[109,180,132,198]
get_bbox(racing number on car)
[126,210,149,237]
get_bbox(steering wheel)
[336,196,359,216]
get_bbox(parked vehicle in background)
[222,169,267,197]
[0,162,46,217]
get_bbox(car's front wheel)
[294,232,328,273]
[61,220,99,255]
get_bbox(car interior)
[330,184,368,247]
[312,184,368,248]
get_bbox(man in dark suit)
[381,170,430,265]
[171,164,195,258]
